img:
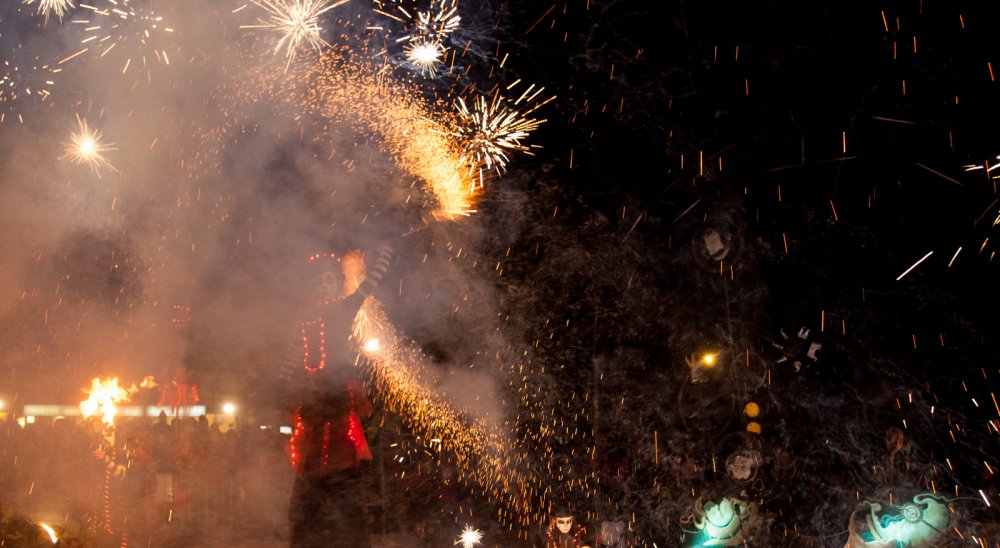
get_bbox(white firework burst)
[448,83,553,188]
[24,0,76,20]
[404,37,445,76]
[455,524,483,548]
[242,0,349,69]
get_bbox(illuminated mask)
[319,269,343,301]
[555,516,573,534]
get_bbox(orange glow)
[79,377,132,426]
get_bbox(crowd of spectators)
[0,413,291,547]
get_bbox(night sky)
[2,0,1000,546]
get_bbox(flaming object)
[79,376,132,426]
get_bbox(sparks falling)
[307,50,476,219]
[62,114,117,175]
[74,0,175,80]
[0,48,59,124]
[242,0,349,69]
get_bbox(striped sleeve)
[356,244,393,298]
[276,340,301,385]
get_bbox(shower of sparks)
[445,84,553,189]
[38,522,59,544]
[456,524,484,548]
[62,114,117,175]
[24,0,76,20]
[0,50,60,124]
[74,0,175,80]
[79,377,132,426]
[404,38,445,76]
[353,298,540,528]
[241,0,349,69]
[308,50,476,219]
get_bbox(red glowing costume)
[156,369,199,415]
[283,245,392,548]
[285,246,390,477]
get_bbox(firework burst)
[242,0,349,70]
[448,83,553,188]
[455,524,483,548]
[24,0,76,20]
[414,0,459,38]
[375,0,459,38]
[372,0,459,77]
[403,37,445,76]
[62,114,117,176]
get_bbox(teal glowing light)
[859,493,950,548]
[685,497,756,547]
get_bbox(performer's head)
[307,250,365,304]
[553,504,575,534]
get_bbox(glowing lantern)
[847,493,950,548]
[685,497,758,546]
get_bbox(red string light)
[301,319,327,373]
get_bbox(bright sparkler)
[62,114,117,175]
[79,376,132,426]
[24,0,76,20]
[404,37,445,76]
[242,0,349,69]
[38,522,59,544]
[455,524,483,548]
[72,0,175,80]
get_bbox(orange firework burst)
[62,114,117,175]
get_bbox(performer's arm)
[355,244,393,299]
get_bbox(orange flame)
[79,377,132,426]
